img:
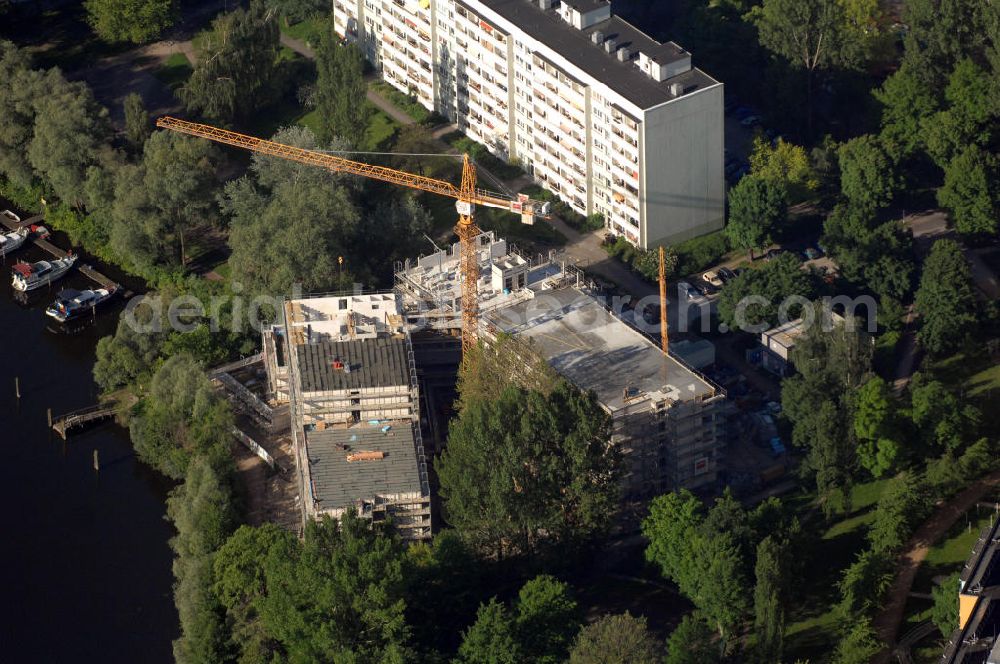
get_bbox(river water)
[0,205,176,663]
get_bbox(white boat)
[12,253,78,292]
[0,227,29,257]
[45,285,118,322]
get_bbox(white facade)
[334,0,725,249]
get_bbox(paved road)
[872,469,1000,663]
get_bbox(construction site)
[154,116,728,540]
[257,231,726,537]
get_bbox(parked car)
[703,270,724,287]
[693,282,716,297]
[718,267,737,282]
[677,281,697,300]
[740,115,762,127]
[802,246,823,260]
[764,248,786,261]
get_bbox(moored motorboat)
[0,227,29,257]
[45,285,118,322]
[12,253,78,292]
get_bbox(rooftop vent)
[603,37,617,54]
[591,30,604,45]
[671,82,685,97]
[617,47,631,62]
[538,0,553,9]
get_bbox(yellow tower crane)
[155,116,551,357]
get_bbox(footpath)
[872,469,1000,663]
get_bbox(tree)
[782,310,873,514]
[85,0,176,44]
[129,354,233,478]
[931,572,960,637]
[568,613,661,664]
[832,618,881,664]
[123,92,151,151]
[264,0,326,23]
[914,239,977,355]
[725,175,786,260]
[853,376,899,478]
[909,373,981,451]
[754,536,786,663]
[902,0,994,84]
[111,131,216,268]
[874,65,941,159]
[404,531,484,656]
[0,41,47,187]
[28,77,111,207]
[938,146,999,237]
[314,34,369,145]
[643,491,750,642]
[717,253,816,331]
[664,614,716,664]
[922,59,999,167]
[437,380,620,559]
[214,513,412,663]
[748,135,818,202]
[181,2,279,123]
[837,135,900,211]
[837,549,893,618]
[221,127,365,294]
[514,576,580,664]
[867,471,929,553]
[822,203,914,300]
[212,523,296,658]
[456,599,522,664]
[750,0,867,133]
[167,456,236,664]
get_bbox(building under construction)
[264,293,432,541]
[394,231,726,499]
[263,233,725,537]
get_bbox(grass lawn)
[278,16,329,47]
[153,52,193,91]
[370,81,432,123]
[925,343,1000,430]
[364,109,400,150]
[784,478,890,663]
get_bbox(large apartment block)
[334,0,724,249]
[394,232,727,500]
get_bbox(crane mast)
[155,116,550,357]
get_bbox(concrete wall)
[640,81,725,249]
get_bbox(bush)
[674,231,730,277]
[0,177,45,213]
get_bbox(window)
[339,299,348,310]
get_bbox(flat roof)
[296,337,410,392]
[961,518,1000,589]
[489,285,715,410]
[306,424,425,510]
[478,0,718,109]
[941,587,1000,663]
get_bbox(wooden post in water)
[93,449,100,472]
[47,408,52,428]
[15,376,20,400]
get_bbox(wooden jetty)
[51,403,117,439]
[0,210,122,292]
